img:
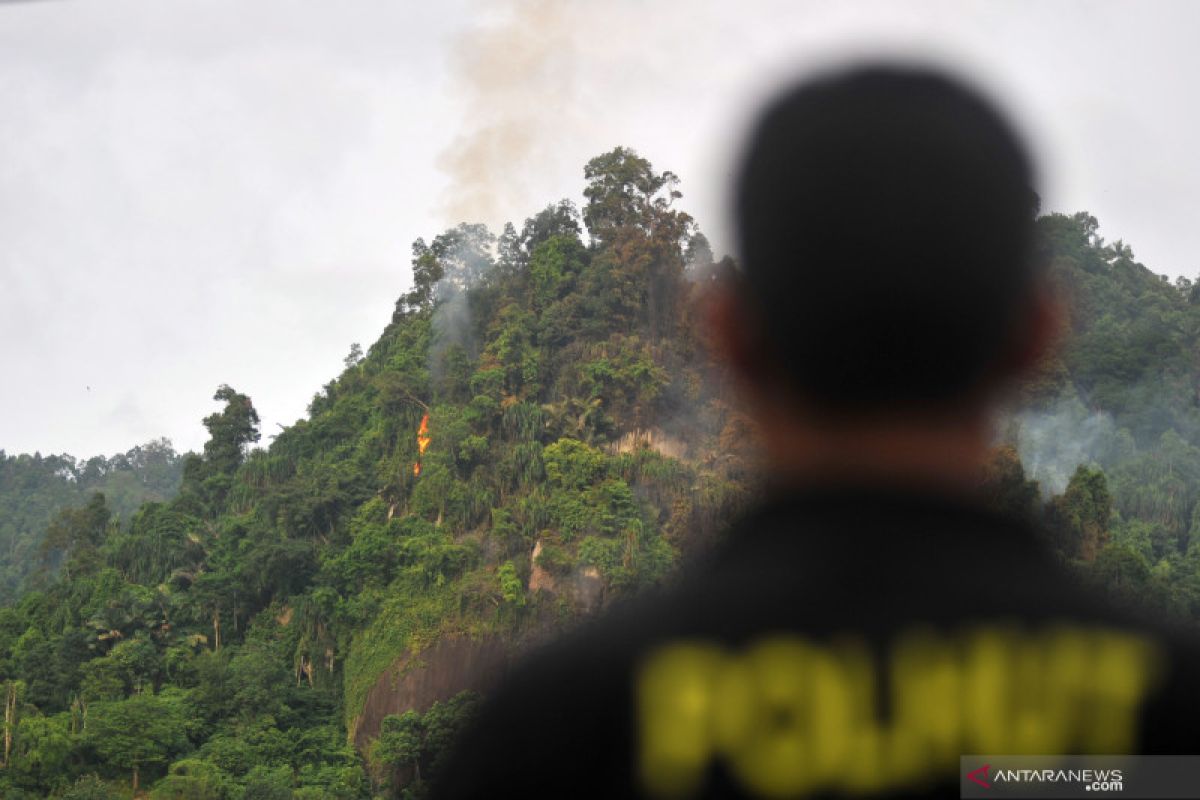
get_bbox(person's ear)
[1000,279,1065,379]
[705,277,771,385]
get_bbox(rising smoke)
[1009,395,1132,496]
[430,0,583,375]
[435,0,701,230]
[437,0,578,227]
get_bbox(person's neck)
[758,400,992,499]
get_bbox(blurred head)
[729,64,1045,421]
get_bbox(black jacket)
[434,485,1200,799]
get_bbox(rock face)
[528,539,556,594]
[528,538,606,612]
[351,635,510,753]
[609,427,689,460]
[352,546,611,758]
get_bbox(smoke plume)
[1011,396,1127,496]
[437,0,579,227]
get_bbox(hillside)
[0,148,754,799]
[1003,211,1200,616]
[0,441,184,604]
[1,150,1199,798]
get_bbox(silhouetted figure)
[434,64,1200,799]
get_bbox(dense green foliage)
[370,692,479,798]
[2,157,1199,797]
[0,441,184,603]
[996,211,1200,617]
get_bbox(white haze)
[1013,398,1129,497]
[2,0,1199,460]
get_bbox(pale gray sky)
[2,0,1198,458]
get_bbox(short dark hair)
[734,64,1038,413]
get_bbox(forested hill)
[1,147,1199,798]
[0,441,184,604]
[0,147,753,799]
[1000,210,1200,616]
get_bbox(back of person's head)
[734,63,1039,415]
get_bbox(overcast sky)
[2,0,1198,459]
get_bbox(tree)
[582,147,688,245]
[528,235,588,312]
[2,679,22,768]
[497,562,524,607]
[60,774,119,800]
[683,231,713,267]
[429,223,495,292]
[1046,465,1113,561]
[12,712,74,790]
[343,343,364,370]
[107,502,200,587]
[979,445,1039,520]
[372,693,480,791]
[241,765,294,800]
[150,758,230,799]
[372,710,422,778]
[39,493,112,580]
[521,200,582,253]
[543,439,607,492]
[87,692,189,791]
[201,386,261,477]
[581,148,695,338]
[396,239,445,317]
[1092,542,1152,603]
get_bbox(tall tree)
[582,147,688,246]
[201,386,261,476]
[39,493,112,580]
[1046,465,1113,561]
[87,692,188,791]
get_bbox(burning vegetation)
[413,412,431,477]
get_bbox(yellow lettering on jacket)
[636,626,1162,799]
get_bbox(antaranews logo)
[989,767,1123,793]
[961,757,1146,798]
[999,767,1121,793]
[966,764,991,789]
[963,756,1200,798]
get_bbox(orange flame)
[412,413,430,477]
[417,413,431,455]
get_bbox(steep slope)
[0,148,754,799]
